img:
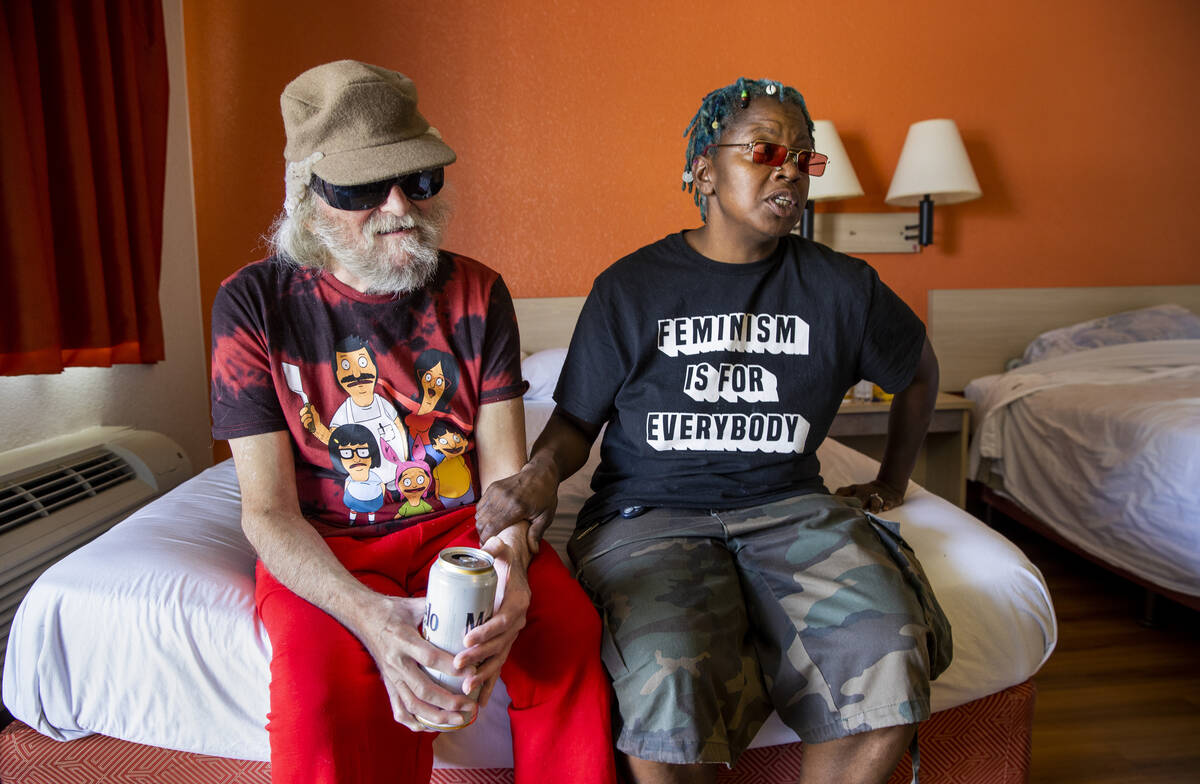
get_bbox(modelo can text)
[419,546,497,730]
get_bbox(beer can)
[418,546,497,730]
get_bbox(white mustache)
[368,213,420,236]
[308,195,451,295]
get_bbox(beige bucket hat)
[281,60,456,186]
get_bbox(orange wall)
[184,0,1200,333]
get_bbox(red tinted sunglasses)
[704,140,828,176]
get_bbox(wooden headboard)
[517,286,1200,390]
[928,285,1200,391]
[514,296,586,354]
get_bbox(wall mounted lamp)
[885,119,982,246]
[795,118,982,253]
[800,120,864,240]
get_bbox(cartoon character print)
[393,460,435,519]
[405,349,460,455]
[328,424,389,524]
[299,335,410,489]
[427,419,476,508]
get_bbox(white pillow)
[521,348,568,401]
[1021,303,1200,364]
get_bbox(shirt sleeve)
[856,269,926,394]
[210,278,288,439]
[553,282,624,428]
[478,276,528,405]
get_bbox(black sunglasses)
[310,168,445,211]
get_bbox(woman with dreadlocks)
[477,78,950,784]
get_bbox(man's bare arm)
[474,406,601,545]
[454,397,532,706]
[229,431,475,729]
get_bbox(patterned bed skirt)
[0,680,1035,784]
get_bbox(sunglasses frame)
[310,168,445,211]
[704,140,827,176]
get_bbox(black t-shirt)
[556,232,925,528]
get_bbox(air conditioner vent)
[0,449,136,534]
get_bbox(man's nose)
[379,183,413,216]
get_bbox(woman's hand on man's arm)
[475,407,601,549]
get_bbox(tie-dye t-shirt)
[211,252,526,537]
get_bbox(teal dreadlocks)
[682,77,814,221]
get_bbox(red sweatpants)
[255,506,617,784]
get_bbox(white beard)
[311,200,451,295]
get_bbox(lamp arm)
[800,200,815,240]
[918,195,934,246]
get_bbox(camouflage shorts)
[567,492,952,766]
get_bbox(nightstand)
[827,392,974,508]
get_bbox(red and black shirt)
[211,253,525,537]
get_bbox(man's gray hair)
[267,188,335,271]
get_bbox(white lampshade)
[885,119,981,206]
[808,120,864,202]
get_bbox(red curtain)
[0,0,169,376]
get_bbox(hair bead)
[679,78,814,220]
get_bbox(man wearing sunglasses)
[478,77,949,784]
[210,60,616,784]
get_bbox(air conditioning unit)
[0,427,193,678]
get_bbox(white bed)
[1,297,1058,779]
[931,290,1200,610]
[966,340,1200,602]
[1,412,1056,770]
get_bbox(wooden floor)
[983,516,1200,784]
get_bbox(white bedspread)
[965,340,1200,599]
[2,401,1057,768]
